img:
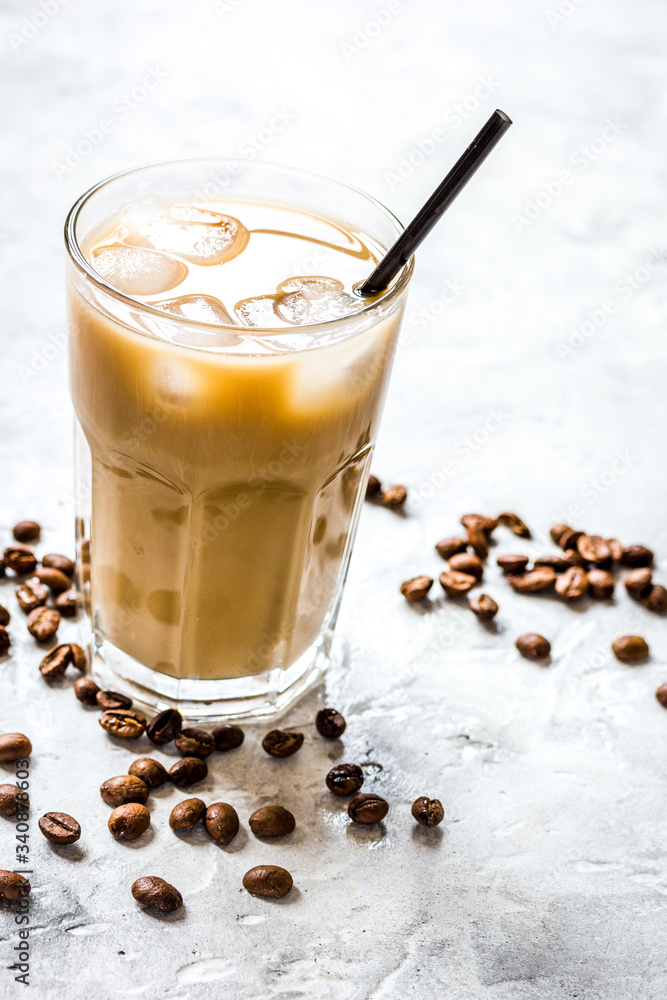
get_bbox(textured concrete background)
[1,0,667,996]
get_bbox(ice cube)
[274,276,360,325]
[277,275,344,295]
[170,205,229,225]
[127,210,249,265]
[234,295,280,327]
[119,195,168,233]
[89,244,188,295]
[150,294,235,325]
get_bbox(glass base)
[89,630,332,723]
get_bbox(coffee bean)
[0,627,10,655]
[174,728,215,758]
[42,553,75,577]
[461,513,497,536]
[315,708,346,739]
[0,784,28,817]
[262,730,304,758]
[469,593,498,620]
[74,676,100,705]
[96,689,132,710]
[108,803,150,841]
[625,568,653,600]
[129,758,169,789]
[242,865,293,898]
[365,474,382,499]
[99,709,147,740]
[38,812,81,845]
[249,805,295,838]
[381,484,407,508]
[400,576,433,602]
[27,606,60,642]
[461,514,495,560]
[558,528,583,551]
[507,567,556,593]
[449,552,484,580]
[16,578,48,612]
[169,797,206,831]
[205,802,239,845]
[621,545,653,568]
[0,733,31,762]
[555,566,589,601]
[534,554,571,573]
[0,871,31,901]
[439,570,476,596]
[326,763,364,796]
[644,584,667,614]
[587,569,615,599]
[497,554,529,575]
[55,589,79,617]
[100,775,150,807]
[13,521,40,544]
[411,796,444,827]
[612,635,649,664]
[146,708,182,745]
[3,545,37,575]
[577,535,611,567]
[212,724,244,752]
[607,538,623,564]
[516,633,551,660]
[131,876,182,912]
[0,604,9,627]
[40,643,85,681]
[169,757,207,788]
[655,684,667,709]
[497,512,531,538]
[348,792,389,825]
[34,567,71,594]
[550,523,570,545]
[68,644,87,670]
[435,537,467,560]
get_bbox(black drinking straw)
[358,109,512,296]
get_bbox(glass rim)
[64,157,414,337]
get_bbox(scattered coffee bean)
[38,812,81,845]
[169,757,207,788]
[249,805,295,838]
[212,724,244,752]
[131,876,182,913]
[461,513,497,535]
[205,802,239,845]
[68,644,86,670]
[55,589,79,617]
[655,684,667,709]
[550,523,569,545]
[147,708,182,745]
[0,626,10,655]
[439,570,476,596]
[175,728,215,758]
[449,552,484,580]
[13,521,40,544]
[74,676,100,705]
[497,554,529,575]
[381,484,407,508]
[365,474,382,499]
[27,606,60,642]
[469,593,498,620]
[99,709,147,740]
[100,775,150,807]
[621,544,653,568]
[315,708,346,739]
[400,576,433,602]
[534,554,571,573]
[262,730,304,758]
[0,871,31,901]
[96,690,132,710]
[0,733,32,762]
[243,865,293,898]
[39,643,85,681]
[625,568,653,600]
[497,512,531,538]
[435,536,467,560]
[555,566,589,601]
[516,633,551,660]
[563,549,585,567]
[0,784,28,817]
[577,535,611,567]
[411,796,444,827]
[3,545,37,575]
[558,528,583,551]
[0,604,9,627]
[612,635,649,664]
[41,553,75,577]
[348,792,389,825]
[607,538,623,564]
[587,569,615,599]
[129,758,170,789]
[169,797,206,831]
[507,567,556,593]
[108,802,150,841]
[16,577,48,613]
[326,763,364,796]
[644,584,667,614]
[34,566,71,594]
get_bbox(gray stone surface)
[1,0,667,996]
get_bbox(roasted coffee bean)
[42,553,75,577]
[655,684,667,709]
[461,513,497,536]
[34,566,71,594]
[96,689,132,710]
[534,554,571,573]
[0,626,10,656]
[644,584,667,614]
[0,871,31,901]
[449,552,484,580]
[607,538,623,564]
[381,484,407,508]
[555,566,589,601]
[4,545,37,575]
[558,528,583,551]
[169,797,206,831]
[100,775,150,807]
[435,536,467,560]
[411,797,444,827]
[55,588,79,617]
[249,805,296,838]
[439,570,476,596]
[625,568,653,600]
[27,606,60,642]
[0,733,31,762]
[564,549,585,568]
[365,474,382,499]
[612,635,649,664]
[262,730,304,758]
[507,567,556,593]
[0,784,28,817]
[621,544,654,568]
[74,676,100,705]
[469,594,498,620]
[129,758,170,789]
[39,643,84,681]
[0,604,9,627]
[497,512,531,538]
[108,803,150,841]
[577,535,611,567]
[326,763,364,796]
[13,521,40,544]
[315,708,346,739]
[400,576,433,602]
[212,724,244,752]
[348,792,389,825]
[461,514,495,560]
[497,554,529,575]
[146,708,182,745]
[243,865,293,898]
[38,812,81,845]
[550,523,570,545]
[99,709,147,740]
[205,802,239,845]
[516,633,551,660]
[169,757,207,788]
[587,569,615,599]
[131,876,182,912]
[68,644,86,670]
[174,727,215,758]
[16,577,48,613]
